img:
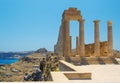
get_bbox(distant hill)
[0,48,49,59]
[35,48,48,54]
[0,51,34,59]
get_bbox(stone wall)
[54,25,63,56]
[55,41,108,57]
[85,41,108,57]
[59,61,75,71]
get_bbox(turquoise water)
[0,59,18,65]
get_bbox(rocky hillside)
[0,53,45,82]
[35,48,48,54]
[0,51,58,82]
[0,48,48,59]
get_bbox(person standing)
[39,58,46,73]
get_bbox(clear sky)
[0,0,120,52]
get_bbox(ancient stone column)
[79,19,85,57]
[94,20,100,56]
[69,36,72,56]
[65,19,70,57]
[108,21,113,56]
[76,36,79,55]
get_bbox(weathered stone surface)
[94,20,100,56]
[64,73,91,80]
[108,21,113,56]
[54,8,84,58]
[54,8,113,62]
[85,42,108,57]
[76,36,79,55]
[79,20,85,57]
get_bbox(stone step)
[80,57,89,65]
[79,57,119,65]
[100,57,113,64]
[87,61,99,64]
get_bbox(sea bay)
[0,59,18,65]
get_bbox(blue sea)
[0,59,18,65]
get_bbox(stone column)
[108,21,113,56]
[94,20,100,56]
[79,19,85,57]
[76,36,79,55]
[69,36,72,56]
[65,19,70,57]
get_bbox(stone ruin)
[54,8,118,64]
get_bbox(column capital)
[78,19,85,22]
[93,20,100,23]
[108,21,112,26]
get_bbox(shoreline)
[0,59,19,65]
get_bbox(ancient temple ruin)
[54,8,114,63]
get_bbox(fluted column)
[76,36,79,55]
[94,20,100,56]
[108,21,113,56]
[79,19,85,57]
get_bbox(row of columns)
[94,20,113,57]
[62,19,113,57]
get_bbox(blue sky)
[0,0,120,52]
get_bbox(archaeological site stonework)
[54,8,113,62]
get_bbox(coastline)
[0,59,19,65]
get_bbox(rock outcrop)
[35,48,48,54]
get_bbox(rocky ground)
[114,50,120,64]
[114,50,120,58]
[0,52,59,82]
[0,53,46,82]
